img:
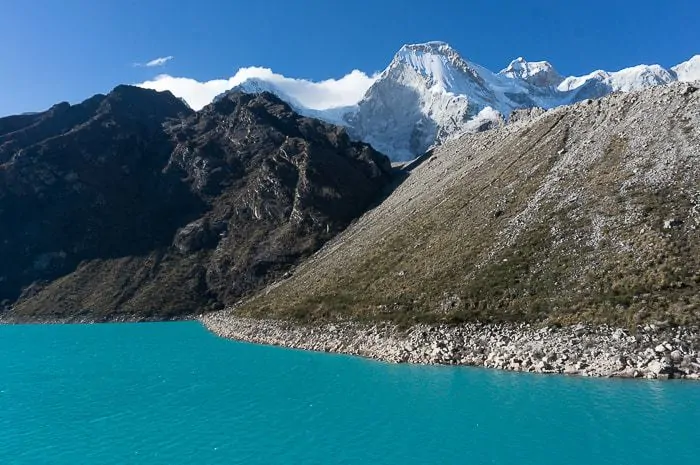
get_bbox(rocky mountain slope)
[220,42,700,161]
[0,86,198,310]
[231,82,700,328]
[0,87,391,321]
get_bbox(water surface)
[1,322,698,464]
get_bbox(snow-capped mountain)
[216,78,306,112]
[499,57,563,87]
[672,55,700,82]
[217,43,698,161]
[344,42,506,160]
[219,77,355,127]
[557,65,676,102]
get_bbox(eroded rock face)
[508,107,546,124]
[173,219,227,254]
[0,85,200,307]
[1,88,392,321]
[166,92,392,306]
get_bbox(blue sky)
[1,0,698,115]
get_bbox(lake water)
[1,322,698,464]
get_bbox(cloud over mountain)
[137,67,377,111]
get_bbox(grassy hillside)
[237,83,700,328]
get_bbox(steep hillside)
[1,89,391,321]
[0,86,197,308]
[234,82,700,328]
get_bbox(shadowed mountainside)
[1,88,391,321]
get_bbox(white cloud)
[134,56,174,68]
[136,66,378,111]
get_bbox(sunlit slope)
[239,82,700,327]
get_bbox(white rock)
[670,350,684,362]
[647,360,671,375]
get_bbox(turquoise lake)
[1,322,699,464]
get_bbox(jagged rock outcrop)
[0,88,391,321]
[163,91,391,306]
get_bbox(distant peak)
[674,54,700,66]
[386,41,484,91]
[502,57,555,71]
[391,41,468,69]
[499,57,563,87]
[401,40,450,48]
[672,54,700,83]
[213,78,306,112]
[398,41,456,55]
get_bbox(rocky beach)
[201,312,700,380]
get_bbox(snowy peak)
[393,41,464,69]
[217,78,305,111]
[499,57,563,87]
[387,41,485,91]
[557,70,610,92]
[345,41,505,160]
[607,64,676,92]
[672,55,700,82]
[557,63,675,95]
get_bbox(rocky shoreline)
[200,311,700,380]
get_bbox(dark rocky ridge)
[0,87,391,321]
[0,86,200,310]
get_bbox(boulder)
[647,360,672,375]
[670,350,684,363]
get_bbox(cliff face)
[163,91,392,308]
[0,86,199,310]
[235,82,700,328]
[1,88,392,321]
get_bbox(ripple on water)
[1,322,699,465]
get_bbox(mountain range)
[0,45,698,329]
[216,42,700,161]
